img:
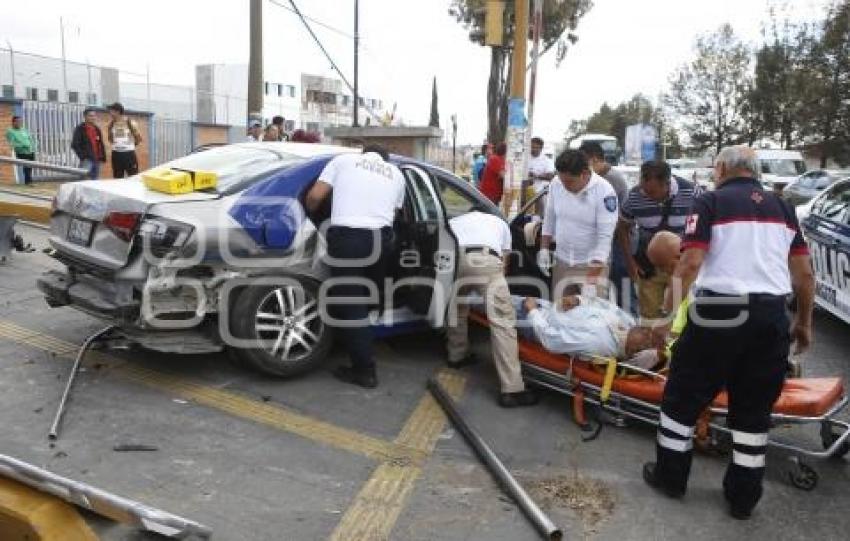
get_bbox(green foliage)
[429,76,440,128]
[664,24,752,154]
[448,1,593,142]
[563,94,655,149]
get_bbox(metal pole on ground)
[427,378,563,541]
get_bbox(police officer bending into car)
[643,145,815,519]
[445,207,539,408]
[306,145,405,389]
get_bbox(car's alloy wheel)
[254,286,322,363]
[230,280,332,377]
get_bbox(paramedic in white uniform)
[446,208,538,408]
[538,149,619,300]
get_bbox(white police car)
[800,178,850,324]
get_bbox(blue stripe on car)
[229,155,334,249]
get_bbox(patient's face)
[625,327,654,357]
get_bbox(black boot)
[642,462,685,498]
[332,366,378,389]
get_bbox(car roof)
[234,141,358,158]
[755,149,804,160]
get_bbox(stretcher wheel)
[820,423,850,459]
[787,460,818,491]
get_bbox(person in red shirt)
[479,142,507,205]
[71,108,106,179]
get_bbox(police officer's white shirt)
[528,153,555,193]
[317,152,406,229]
[542,173,619,266]
[449,211,512,254]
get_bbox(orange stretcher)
[469,311,850,491]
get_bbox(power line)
[283,0,381,121]
[267,0,354,39]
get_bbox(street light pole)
[5,40,15,96]
[353,0,360,128]
[247,0,264,126]
[451,114,458,173]
[60,17,68,101]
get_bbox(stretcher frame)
[469,312,850,491]
[522,358,850,491]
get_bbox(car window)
[815,176,836,190]
[761,159,807,176]
[434,174,479,218]
[815,182,850,224]
[403,167,440,221]
[162,146,303,192]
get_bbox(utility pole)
[451,114,458,173]
[60,17,68,102]
[353,0,360,127]
[6,40,15,96]
[248,0,264,127]
[503,0,529,217]
[521,0,543,208]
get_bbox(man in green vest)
[5,116,35,185]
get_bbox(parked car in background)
[756,149,807,193]
[799,178,850,325]
[783,169,850,206]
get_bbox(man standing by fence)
[5,116,35,185]
[107,103,142,178]
[71,108,106,180]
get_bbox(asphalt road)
[0,224,847,541]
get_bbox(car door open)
[393,165,458,328]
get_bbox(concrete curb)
[0,477,98,540]
[0,200,51,225]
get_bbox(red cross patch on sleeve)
[685,214,699,235]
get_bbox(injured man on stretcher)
[512,295,663,371]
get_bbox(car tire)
[229,279,332,377]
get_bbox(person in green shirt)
[5,116,35,184]
[644,231,691,361]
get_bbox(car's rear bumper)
[37,270,140,321]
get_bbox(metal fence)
[152,118,191,166]
[22,101,86,180]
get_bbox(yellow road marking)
[0,320,417,463]
[0,201,51,225]
[328,370,466,541]
[0,477,98,541]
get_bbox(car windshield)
[761,159,807,177]
[599,140,617,152]
[161,146,305,192]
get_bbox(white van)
[756,149,807,192]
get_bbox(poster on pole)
[625,123,657,164]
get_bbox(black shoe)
[447,354,480,369]
[642,462,685,499]
[498,390,539,408]
[728,505,752,520]
[332,366,378,389]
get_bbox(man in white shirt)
[527,136,556,196]
[447,208,538,408]
[306,146,406,388]
[538,150,619,300]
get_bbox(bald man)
[647,231,689,349]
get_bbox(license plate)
[67,217,94,246]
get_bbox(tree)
[801,1,850,167]
[562,94,655,149]
[747,11,813,149]
[429,76,440,128]
[449,0,593,143]
[664,24,752,154]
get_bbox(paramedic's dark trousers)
[655,292,789,513]
[325,226,392,375]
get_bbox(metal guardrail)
[0,453,212,538]
[0,155,88,178]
